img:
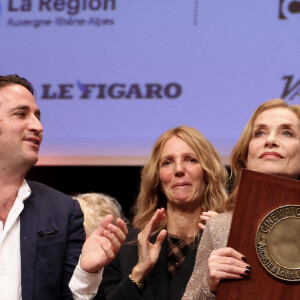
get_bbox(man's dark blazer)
[20,180,85,300]
[101,228,199,300]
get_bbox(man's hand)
[80,214,128,273]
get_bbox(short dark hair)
[0,74,35,96]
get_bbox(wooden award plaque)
[216,169,300,300]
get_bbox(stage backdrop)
[1,0,300,165]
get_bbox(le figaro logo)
[279,0,300,19]
[5,0,116,28]
[39,81,182,100]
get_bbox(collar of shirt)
[0,180,31,238]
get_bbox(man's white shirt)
[0,180,30,300]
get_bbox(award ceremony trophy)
[216,169,300,299]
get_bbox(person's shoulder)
[125,227,139,242]
[118,228,139,251]
[204,212,232,248]
[207,211,233,228]
[26,180,73,204]
[111,228,138,261]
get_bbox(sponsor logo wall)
[1,0,300,165]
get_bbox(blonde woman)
[101,126,228,300]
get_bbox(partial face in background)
[159,136,206,207]
[247,107,300,179]
[0,84,43,170]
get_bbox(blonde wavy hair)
[73,193,124,238]
[226,98,300,210]
[133,126,228,232]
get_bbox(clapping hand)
[80,214,128,273]
[131,208,167,283]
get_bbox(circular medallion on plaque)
[256,205,300,282]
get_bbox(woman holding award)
[182,99,300,300]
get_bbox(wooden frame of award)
[216,169,300,300]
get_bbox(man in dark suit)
[0,75,127,300]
